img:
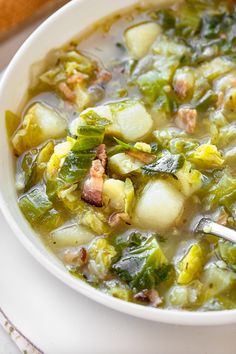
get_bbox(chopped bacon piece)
[174,79,190,100]
[90,159,105,178]
[108,212,130,227]
[58,82,76,101]
[95,69,112,85]
[81,145,107,207]
[67,73,88,84]
[126,150,156,164]
[63,247,88,265]
[134,289,162,307]
[81,160,104,207]
[175,108,197,134]
[96,144,107,168]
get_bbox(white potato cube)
[33,103,67,139]
[109,153,143,175]
[115,102,153,141]
[124,22,162,59]
[103,179,125,210]
[134,180,185,231]
[72,101,153,142]
[50,224,95,248]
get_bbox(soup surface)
[8,0,236,311]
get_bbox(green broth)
[8,0,236,311]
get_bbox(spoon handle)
[195,218,236,243]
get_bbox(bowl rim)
[0,0,236,326]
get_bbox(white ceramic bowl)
[0,0,236,326]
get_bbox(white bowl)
[0,0,235,326]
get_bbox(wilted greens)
[8,0,236,311]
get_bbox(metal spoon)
[195,217,236,243]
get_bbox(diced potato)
[115,102,153,141]
[12,103,68,155]
[32,104,67,138]
[74,101,153,142]
[124,22,162,59]
[70,104,115,135]
[201,264,236,299]
[177,243,204,285]
[134,180,185,231]
[103,179,125,210]
[81,105,113,123]
[109,153,143,175]
[50,223,95,248]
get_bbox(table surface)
[1,9,236,354]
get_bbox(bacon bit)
[81,160,104,207]
[108,212,130,227]
[126,150,156,164]
[67,73,89,84]
[63,247,88,265]
[58,82,76,101]
[134,289,162,307]
[90,159,105,178]
[174,80,190,100]
[96,144,107,168]
[95,69,112,85]
[175,108,197,134]
[81,145,107,207]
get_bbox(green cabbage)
[16,141,54,192]
[177,243,204,285]
[165,280,203,308]
[88,237,117,280]
[188,144,224,169]
[112,232,171,290]
[217,241,236,271]
[204,171,236,214]
[142,151,185,176]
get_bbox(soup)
[8,0,236,311]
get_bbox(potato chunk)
[124,22,162,59]
[134,180,185,231]
[109,153,143,175]
[71,101,153,142]
[103,179,125,210]
[115,102,153,141]
[12,103,68,155]
[50,224,95,248]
